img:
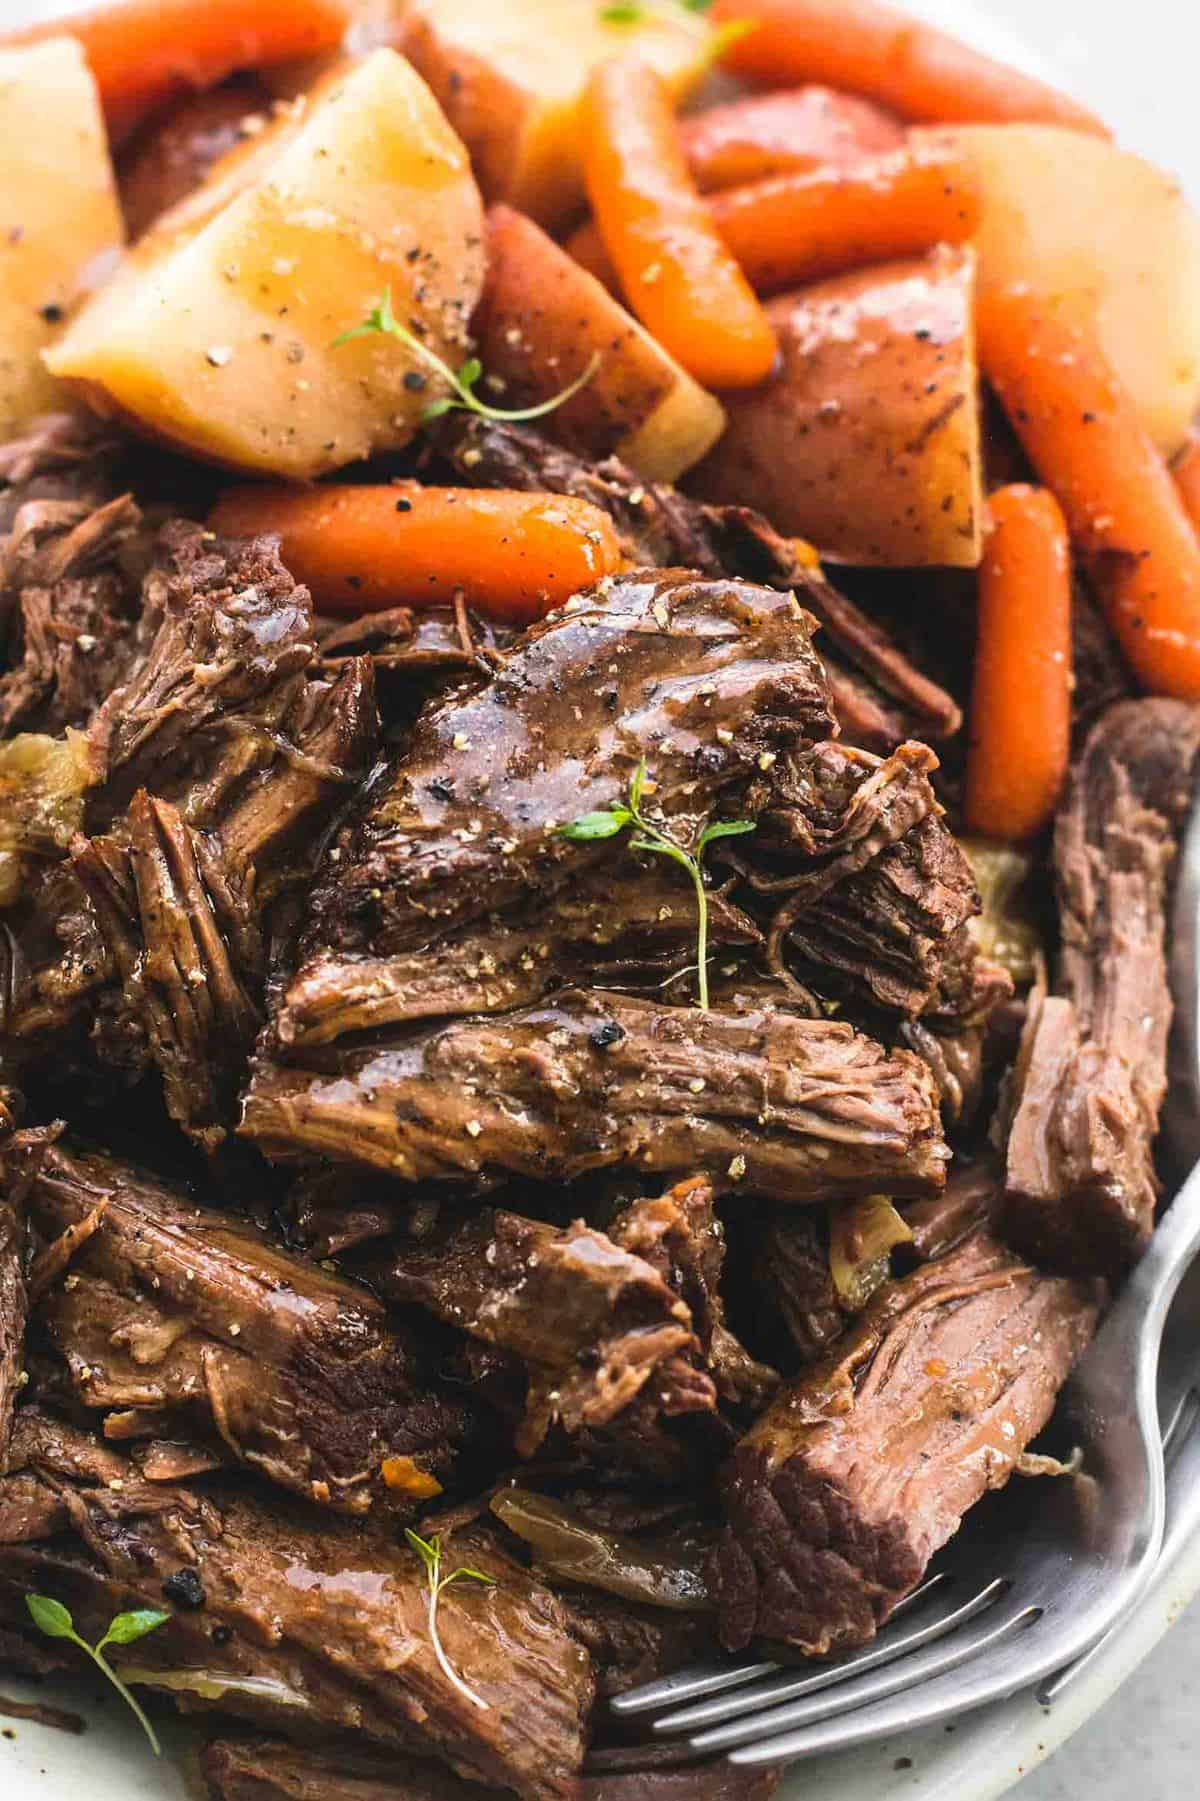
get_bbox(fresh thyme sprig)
[335,287,600,427]
[405,1529,496,1713]
[26,1594,169,1754]
[559,759,755,1012]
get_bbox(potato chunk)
[46,50,484,479]
[0,38,123,435]
[477,206,725,483]
[916,124,1200,458]
[397,0,717,231]
[694,247,983,568]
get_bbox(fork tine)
[1164,1387,1200,1468]
[610,1571,948,1717]
[609,1658,781,1717]
[652,1577,1007,1734]
[726,1604,1042,1767]
[687,1599,1039,1756]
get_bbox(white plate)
[3,1,1199,1798]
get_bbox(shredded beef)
[7,1136,475,1513]
[244,987,949,1202]
[0,1413,592,1799]
[1005,699,1200,1273]
[438,415,960,753]
[712,1231,1099,1656]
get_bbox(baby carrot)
[678,85,905,192]
[708,142,981,295]
[581,57,777,391]
[1173,433,1200,536]
[965,485,1072,841]
[209,483,624,624]
[977,286,1200,701]
[711,0,1109,137]
[3,0,350,142]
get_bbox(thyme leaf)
[335,287,600,426]
[558,759,755,1010]
[26,1594,169,1754]
[404,1529,496,1713]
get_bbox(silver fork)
[611,798,1200,1773]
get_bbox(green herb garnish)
[559,759,755,1011]
[600,2,645,19]
[405,1529,496,1713]
[335,288,600,427]
[26,1595,169,1754]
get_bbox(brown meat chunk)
[199,1735,782,1801]
[301,569,834,963]
[437,414,959,752]
[712,1231,1099,1656]
[243,988,949,1203]
[0,1414,592,1799]
[1005,699,1200,1273]
[11,1137,474,1514]
[376,1203,714,1457]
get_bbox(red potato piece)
[679,85,905,191]
[692,246,984,568]
[118,77,271,239]
[477,205,725,484]
[396,0,717,232]
[915,123,1200,457]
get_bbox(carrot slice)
[3,0,350,142]
[581,57,777,391]
[208,483,624,624]
[709,142,980,295]
[679,85,904,192]
[711,0,1108,136]
[977,287,1200,701]
[965,485,1072,840]
[1174,432,1200,536]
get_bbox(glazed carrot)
[208,484,624,624]
[711,0,1109,136]
[977,287,1200,701]
[1174,433,1200,537]
[3,0,350,141]
[965,486,1072,840]
[679,85,904,192]
[581,58,777,391]
[709,142,980,295]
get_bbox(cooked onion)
[829,1196,913,1312]
[961,838,1042,985]
[490,1488,712,1613]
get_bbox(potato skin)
[476,205,724,483]
[693,246,984,568]
[917,123,1200,457]
[46,50,484,480]
[397,0,716,231]
[119,77,272,240]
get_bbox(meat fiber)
[243,987,949,1203]
[8,1135,475,1514]
[0,1412,592,1799]
[437,415,960,752]
[712,1231,1099,1656]
[1005,700,1200,1273]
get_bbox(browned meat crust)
[1005,699,1200,1273]
[0,1413,592,1799]
[712,1231,1099,1655]
[199,1734,782,1801]
[437,414,960,753]
[243,987,949,1202]
[7,1136,475,1514]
